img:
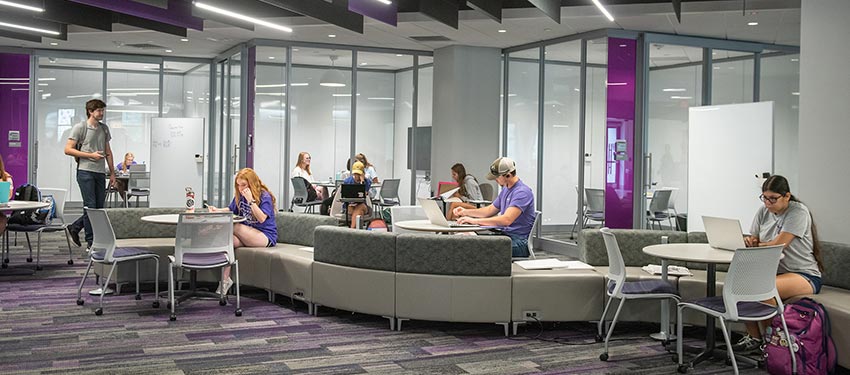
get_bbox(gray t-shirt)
[750,200,821,277]
[69,121,111,174]
[461,175,483,202]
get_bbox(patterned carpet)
[0,231,777,374]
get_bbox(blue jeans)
[73,169,106,246]
[508,234,529,257]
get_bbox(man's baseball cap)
[486,157,516,180]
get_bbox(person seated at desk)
[113,152,137,201]
[208,168,277,294]
[453,157,535,257]
[732,175,825,353]
[292,151,324,200]
[445,163,483,221]
[343,161,371,229]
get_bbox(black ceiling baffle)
[526,0,560,24]
[257,0,365,34]
[467,0,503,23]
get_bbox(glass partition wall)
[501,30,799,252]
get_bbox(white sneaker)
[217,278,234,295]
[88,287,115,296]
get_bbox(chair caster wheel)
[169,314,176,321]
[76,299,84,306]
[595,334,603,343]
[152,301,160,308]
[68,260,74,265]
[95,308,103,316]
[235,308,242,317]
[599,353,608,362]
[135,294,142,300]
[35,266,43,271]
[677,364,689,373]
[26,258,32,263]
[219,299,227,306]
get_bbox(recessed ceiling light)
[268,56,275,60]
[359,62,367,66]
[498,29,506,33]
[49,42,58,46]
[293,48,299,52]
[165,49,173,53]
[747,22,758,26]
[395,54,403,57]
[180,38,189,42]
[791,58,799,62]
[328,34,336,38]
[663,88,687,92]
[791,92,800,96]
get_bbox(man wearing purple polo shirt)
[453,157,535,257]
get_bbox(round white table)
[1,201,50,274]
[393,219,484,233]
[643,243,734,368]
[140,213,246,225]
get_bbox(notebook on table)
[703,216,747,251]
[418,198,479,228]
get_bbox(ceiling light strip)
[194,2,292,33]
[591,0,615,22]
[0,0,44,12]
[0,21,60,35]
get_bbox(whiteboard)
[687,102,773,232]
[150,118,205,208]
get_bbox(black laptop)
[340,184,367,203]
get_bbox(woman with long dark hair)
[732,175,825,353]
[446,163,483,220]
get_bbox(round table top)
[393,219,484,233]
[0,200,49,212]
[643,243,734,264]
[140,213,246,225]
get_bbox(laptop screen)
[341,184,367,199]
[129,164,146,172]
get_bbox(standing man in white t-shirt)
[64,99,116,251]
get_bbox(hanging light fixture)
[320,55,346,87]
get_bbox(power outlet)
[523,310,540,321]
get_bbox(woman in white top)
[292,152,324,200]
[446,163,483,220]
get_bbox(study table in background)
[392,220,484,233]
[1,201,50,275]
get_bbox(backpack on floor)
[7,184,47,226]
[764,297,837,375]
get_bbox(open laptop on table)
[340,183,367,203]
[703,216,746,251]
[129,164,146,172]
[418,198,479,228]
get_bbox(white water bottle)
[185,187,195,213]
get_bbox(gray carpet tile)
[0,231,776,374]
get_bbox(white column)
[798,0,850,243]
[430,45,502,188]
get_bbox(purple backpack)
[764,297,837,375]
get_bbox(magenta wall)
[603,38,637,228]
[0,53,30,186]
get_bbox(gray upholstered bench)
[510,264,605,334]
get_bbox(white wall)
[798,0,850,243]
[431,46,501,193]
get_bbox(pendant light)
[320,55,346,87]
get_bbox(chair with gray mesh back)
[75,208,160,315]
[525,211,542,259]
[597,227,680,362]
[584,188,605,228]
[662,187,681,230]
[389,205,426,234]
[373,178,401,209]
[168,212,241,321]
[126,171,151,208]
[676,245,793,374]
[5,188,75,270]
[646,189,673,230]
[478,182,495,201]
[290,177,322,213]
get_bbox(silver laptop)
[129,164,146,172]
[418,198,479,228]
[703,216,746,251]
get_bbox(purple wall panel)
[0,53,30,186]
[604,38,637,228]
[349,0,398,26]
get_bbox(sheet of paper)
[440,187,460,200]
